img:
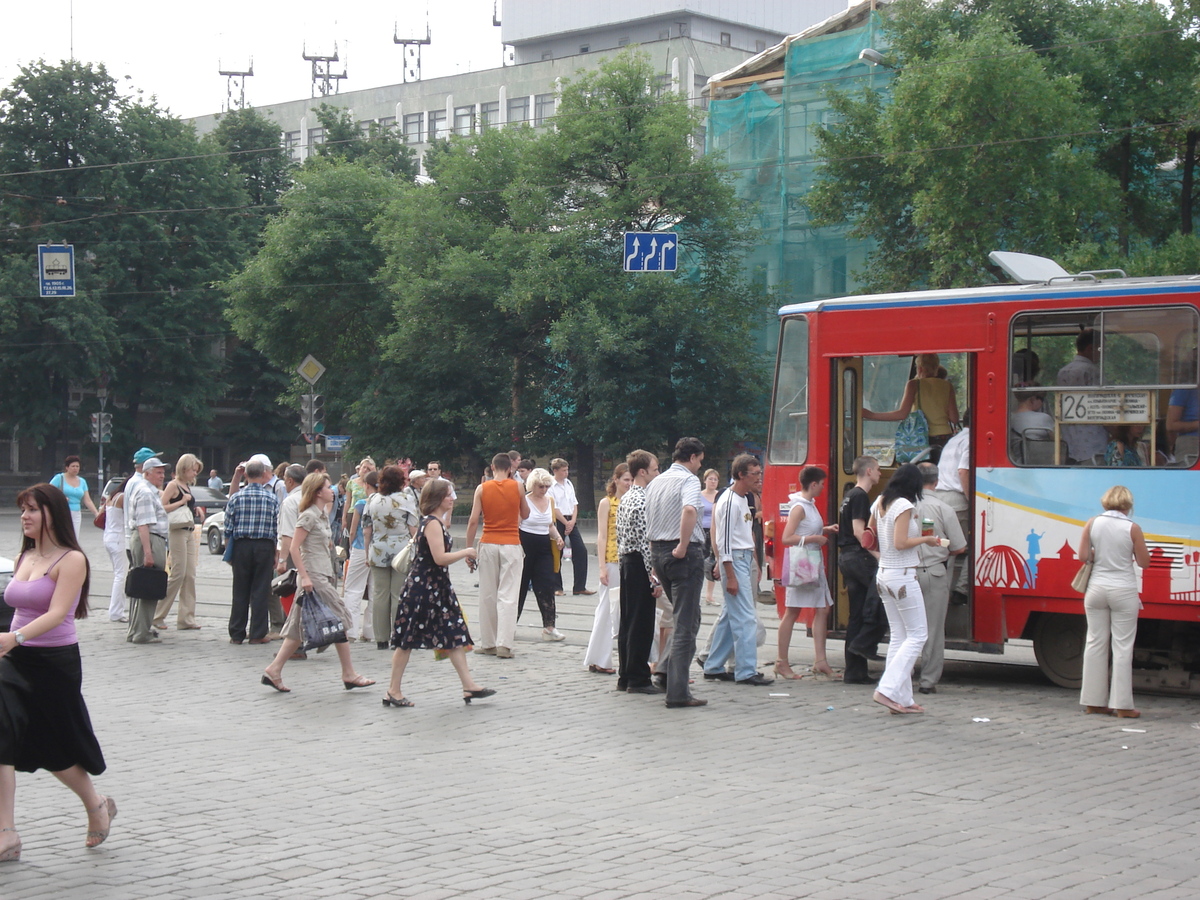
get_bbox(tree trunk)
[1183,130,1198,236]
[573,439,596,515]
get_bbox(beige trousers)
[476,543,524,651]
[155,525,198,628]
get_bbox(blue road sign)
[324,435,351,451]
[623,232,678,272]
[38,244,75,297]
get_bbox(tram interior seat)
[1177,433,1199,466]
[1020,430,1056,466]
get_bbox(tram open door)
[830,355,975,650]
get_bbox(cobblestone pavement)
[3,514,1200,899]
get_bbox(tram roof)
[777,273,1200,317]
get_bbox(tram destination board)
[1058,390,1150,423]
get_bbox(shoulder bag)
[93,507,107,529]
[1071,532,1095,594]
[548,498,562,574]
[894,381,930,464]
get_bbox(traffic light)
[98,412,113,443]
[89,412,100,442]
[311,394,324,434]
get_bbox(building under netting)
[705,0,893,359]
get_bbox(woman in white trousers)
[1079,485,1150,718]
[102,484,127,623]
[583,464,631,673]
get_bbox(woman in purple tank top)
[0,483,114,863]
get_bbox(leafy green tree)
[311,104,419,179]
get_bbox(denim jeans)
[703,549,757,682]
[651,541,704,703]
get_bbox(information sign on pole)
[38,244,76,297]
[623,232,678,272]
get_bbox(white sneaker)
[542,628,566,642]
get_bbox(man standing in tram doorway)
[915,463,967,694]
[838,455,884,685]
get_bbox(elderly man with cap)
[405,468,427,510]
[223,457,280,644]
[125,456,170,644]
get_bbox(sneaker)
[474,646,497,655]
[496,646,514,658]
[541,628,566,642]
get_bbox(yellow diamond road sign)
[297,355,326,386]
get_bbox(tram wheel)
[1032,613,1086,689]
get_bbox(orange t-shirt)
[480,478,522,545]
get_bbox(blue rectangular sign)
[623,232,678,272]
[324,435,351,451]
[38,244,75,297]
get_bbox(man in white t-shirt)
[934,422,971,601]
[426,461,456,525]
[702,454,773,686]
[549,458,592,595]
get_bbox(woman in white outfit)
[583,464,631,674]
[102,480,127,623]
[777,466,840,680]
[1078,485,1150,718]
[872,463,943,715]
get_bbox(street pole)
[97,390,107,486]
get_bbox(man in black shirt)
[838,455,883,684]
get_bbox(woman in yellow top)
[863,353,960,450]
[582,464,631,674]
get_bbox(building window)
[654,74,673,98]
[618,36,630,47]
[659,30,670,40]
[307,127,325,146]
[534,93,556,126]
[378,116,396,131]
[507,96,530,126]
[479,101,500,130]
[428,109,447,141]
[454,105,475,135]
[580,44,590,53]
[283,131,301,160]
[357,119,373,135]
[720,32,732,47]
[403,112,424,144]
[541,50,552,60]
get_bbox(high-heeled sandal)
[86,796,117,848]
[588,665,616,675]
[382,693,414,708]
[0,828,20,862]
[773,660,804,680]
[342,675,376,690]
[261,673,290,693]
[463,687,496,704]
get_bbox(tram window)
[1009,306,1199,466]
[768,317,809,465]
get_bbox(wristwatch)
[13,631,25,645]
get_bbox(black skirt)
[0,644,106,775]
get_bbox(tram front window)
[768,317,809,465]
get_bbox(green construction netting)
[709,11,892,340]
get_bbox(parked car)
[204,511,227,555]
[189,485,229,525]
[0,555,13,631]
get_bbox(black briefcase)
[125,566,168,601]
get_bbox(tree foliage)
[810,0,1200,290]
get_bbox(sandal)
[86,796,117,849]
[0,828,20,862]
[342,675,376,690]
[463,687,497,704]
[588,665,616,675]
[774,660,804,680]
[382,693,414,708]
[261,673,290,693]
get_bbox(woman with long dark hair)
[0,484,114,861]
[872,464,944,715]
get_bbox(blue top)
[1169,388,1198,423]
[699,493,714,530]
[49,473,89,512]
[352,499,366,550]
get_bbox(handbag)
[125,565,168,601]
[271,567,297,597]
[894,383,930,463]
[1071,549,1094,594]
[861,499,880,551]
[390,537,415,576]
[168,505,194,530]
[782,543,823,586]
[93,507,107,529]
[297,588,348,651]
[548,498,562,574]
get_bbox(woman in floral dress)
[382,478,495,707]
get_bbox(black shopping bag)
[297,589,348,652]
[125,566,168,601]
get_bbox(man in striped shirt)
[645,436,708,708]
